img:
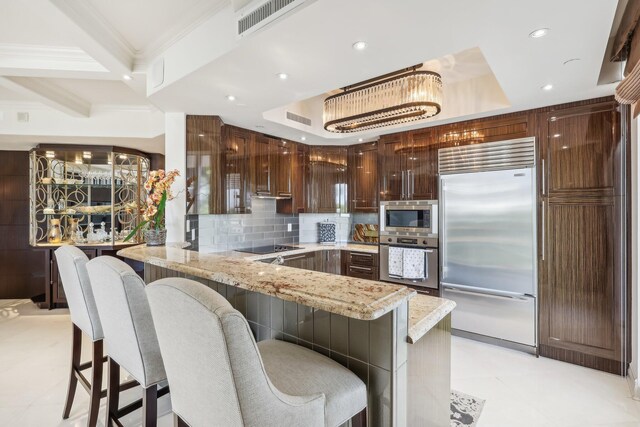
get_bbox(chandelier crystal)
[323,69,442,133]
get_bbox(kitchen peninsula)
[118,243,455,427]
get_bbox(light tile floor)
[1,298,640,426]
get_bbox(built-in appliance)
[439,137,537,351]
[380,200,438,235]
[235,245,301,255]
[379,200,439,290]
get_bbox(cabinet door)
[379,133,408,201]
[541,199,621,362]
[348,142,379,212]
[307,147,347,213]
[185,116,224,214]
[278,142,307,214]
[226,128,251,213]
[409,129,439,200]
[52,248,97,304]
[270,139,292,197]
[283,252,316,271]
[251,135,271,196]
[545,103,620,197]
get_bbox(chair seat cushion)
[258,340,366,427]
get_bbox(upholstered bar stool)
[86,256,169,427]
[146,278,368,427]
[55,246,106,427]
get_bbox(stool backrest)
[86,256,165,388]
[54,246,103,341]
[146,278,322,427]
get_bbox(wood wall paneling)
[0,152,45,299]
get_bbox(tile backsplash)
[192,198,299,253]
[187,200,381,252]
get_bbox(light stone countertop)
[118,244,414,321]
[407,295,456,344]
[119,242,456,342]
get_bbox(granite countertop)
[407,295,456,344]
[118,244,412,321]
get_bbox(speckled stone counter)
[408,295,456,344]
[118,244,414,321]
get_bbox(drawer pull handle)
[350,266,373,272]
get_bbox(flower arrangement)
[125,169,180,242]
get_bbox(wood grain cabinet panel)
[545,104,619,196]
[409,129,439,200]
[541,200,620,361]
[348,142,379,212]
[251,135,271,196]
[225,127,252,214]
[185,115,225,214]
[379,133,408,201]
[270,138,292,197]
[306,146,348,213]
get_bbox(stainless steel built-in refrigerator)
[439,137,537,350]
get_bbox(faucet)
[271,255,284,265]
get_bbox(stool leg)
[352,408,367,427]
[87,340,103,427]
[106,357,120,427]
[62,324,82,419]
[143,385,158,427]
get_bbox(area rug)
[451,390,485,427]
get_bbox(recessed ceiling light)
[300,136,306,141]
[541,84,553,91]
[529,28,549,38]
[122,74,133,81]
[277,73,288,80]
[358,138,364,142]
[352,41,368,51]
[226,95,236,101]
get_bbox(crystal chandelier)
[323,67,442,133]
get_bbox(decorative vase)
[48,218,62,243]
[145,228,167,246]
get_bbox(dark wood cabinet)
[251,135,271,196]
[278,142,307,214]
[348,142,379,212]
[282,251,317,270]
[342,250,378,281]
[306,146,348,213]
[186,116,225,215]
[270,138,293,197]
[379,129,438,201]
[225,126,252,214]
[539,101,626,374]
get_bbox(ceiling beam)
[48,0,135,78]
[0,76,91,117]
[0,43,112,80]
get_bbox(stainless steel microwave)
[380,200,438,236]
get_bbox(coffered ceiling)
[0,0,625,151]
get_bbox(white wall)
[164,113,186,243]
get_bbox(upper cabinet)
[348,141,379,212]
[186,115,225,215]
[270,138,293,198]
[250,135,271,196]
[543,102,620,197]
[306,146,348,213]
[379,129,438,201]
[225,126,252,214]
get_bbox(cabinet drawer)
[349,251,378,267]
[347,265,378,280]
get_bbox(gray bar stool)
[145,277,367,427]
[55,246,106,427]
[86,256,169,427]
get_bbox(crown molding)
[0,43,108,74]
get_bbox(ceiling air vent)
[286,111,311,126]
[17,112,29,123]
[237,0,310,37]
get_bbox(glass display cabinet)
[30,145,150,247]
[28,145,152,308]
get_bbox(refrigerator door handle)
[441,282,533,300]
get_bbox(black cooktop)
[235,245,301,255]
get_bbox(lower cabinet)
[341,251,378,281]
